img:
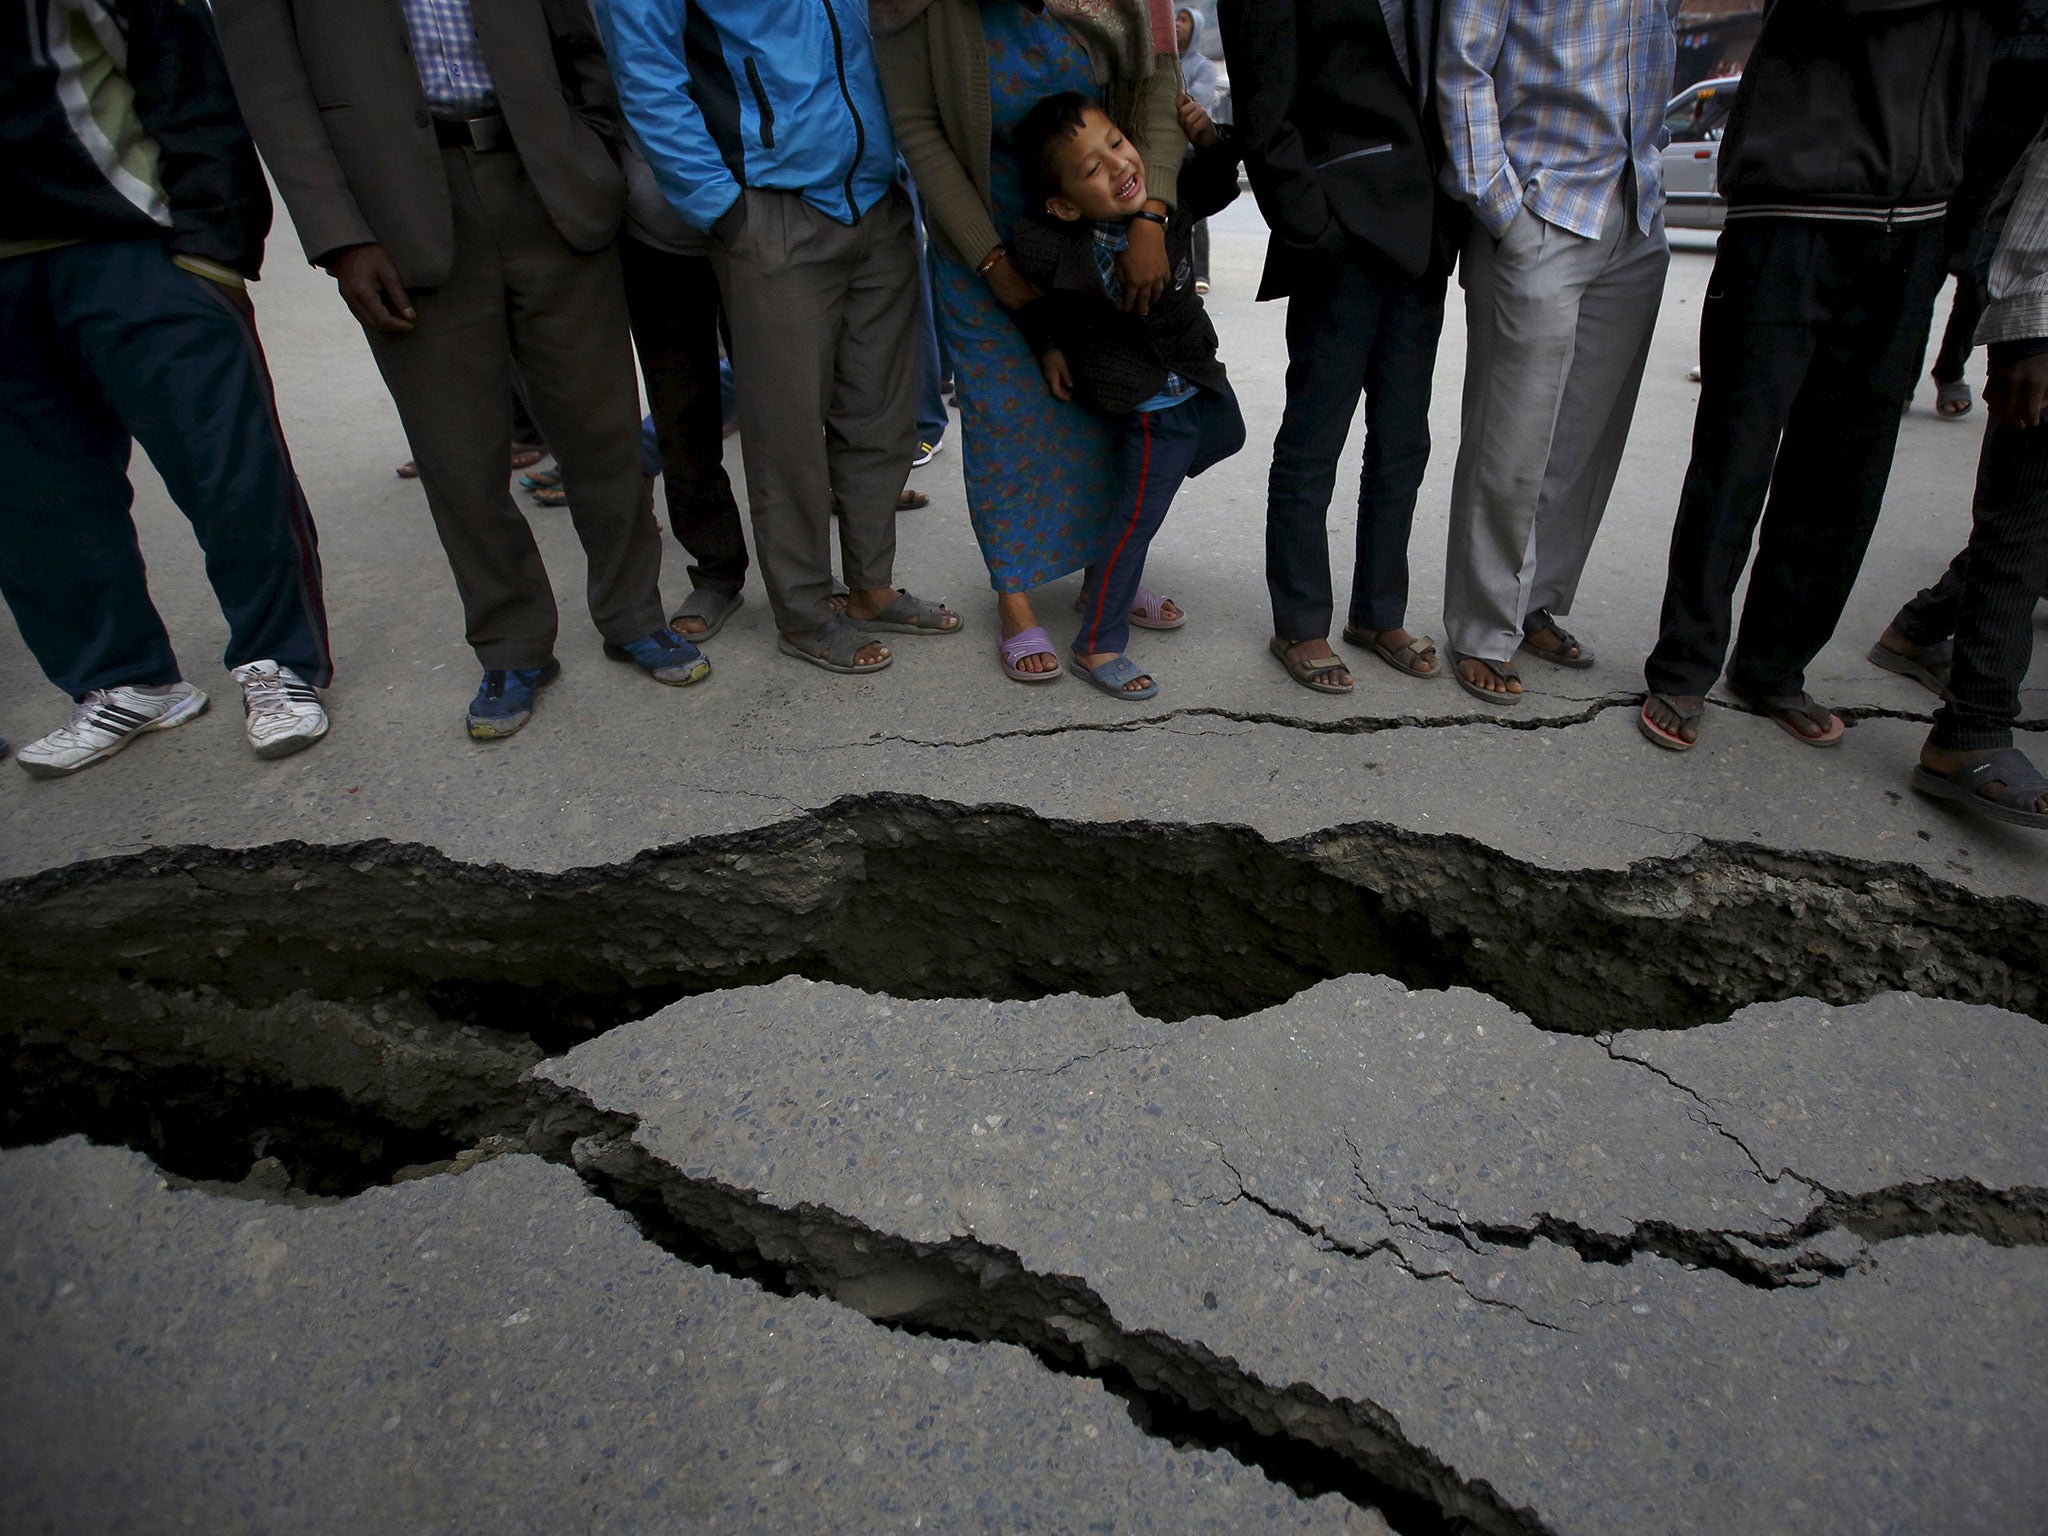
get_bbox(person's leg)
[1077,399,1206,678]
[1349,272,1446,640]
[619,235,748,604]
[1191,218,1211,286]
[1524,209,1669,647]
[1727,224,1948,709]
[1643,223,1822,732]
[64,243,332,687]
[905,179,949,454]
[0,248,181,698]
[1923,415,2048,809]
[486,154,666,650]
[1266,254,1380,680]
[824,188,929,618]
[1932,273,1987,387]
[367,148,559,671]
[713,190,882,660]
[1442,207,1589,693]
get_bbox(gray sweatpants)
[1443,196,1668,663]
[711,186,920,633]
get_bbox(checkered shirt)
[1439,0,1680,240]
[401,0,498,114]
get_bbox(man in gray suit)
[215,0,709,739]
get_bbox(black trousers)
[1926,417,2048,750]
[1265,250,1446,641]
[1646,219,1948,698]
[619,235,748,597]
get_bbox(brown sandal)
[1343,624,1440,679]
[1726,685,1845,747]
[1270,637,1354,694]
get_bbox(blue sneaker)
[466,659,561,740]
[604,629,711,687]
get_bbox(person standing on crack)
[1638,0,2007,753]
[1218,0,1465,697]
[215,0,710,743]
[595,0,963,679]
[1,0,334,779]
[1436,0,1677,707]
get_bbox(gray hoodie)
[1177,7,1220,112]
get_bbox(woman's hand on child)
[983,250,1045,311]
[1117,213,1171,315]
[1040,350,1074,402]
[1177,92,1220,148]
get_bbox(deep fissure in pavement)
[6,795,2045,1535]
[4,794,2041,1186]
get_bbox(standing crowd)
[2,0,2044,828]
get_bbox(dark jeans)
[1191,218,1210,283]
[1077,383,1245,658]
[620,234,748,597]
[907,178,949,449]
[1646,219,1947,699]
[1265,251,1445,641]
[0,241,330,698]
[1928,417,2048,751]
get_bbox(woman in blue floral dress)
[877,0,1183,679]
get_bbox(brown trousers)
[367,144,663,670]
[710,185,919,632]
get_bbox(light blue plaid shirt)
[1439,0,1679,241]
[401,0,498,114]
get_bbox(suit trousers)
[1444,198,1668,662]
[1265,249,1445,641]
[1928,416,2048,750]
[712,186,919,633]
[366,144,663,671]
[0,241,330,699]
[1644,220,1947,699]
[619,235,748,598]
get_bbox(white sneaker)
[232,660,329,759]
[16,682,209,778]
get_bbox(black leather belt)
[433,113,509,152]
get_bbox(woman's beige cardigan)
[875,0,1183,269]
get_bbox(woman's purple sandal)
[1000,626,1063,683]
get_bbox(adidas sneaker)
[16,682,209,778]
[232,660,329,759]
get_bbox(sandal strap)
[1001,625,1056,663]
[794,617,875,666]
[1646,691,1706,722]
[872,589,951,629]
[1956,749,2048,805]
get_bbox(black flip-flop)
[1519,608,1595,669]
[1867,638,1951,697]
[1912,747,2048,829]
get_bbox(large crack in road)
[4,797,2045,1534]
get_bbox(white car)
[1662,76,1741,230]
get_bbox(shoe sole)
[466,661,560,741]
[252,718,330,760]
[604,643,711,687]
[18,688,210,778]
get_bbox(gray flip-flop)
[776,617,891,675]
[851,588,962,636]
[1867,637,1950,696]
[669,588,744,642]
[1450,651,1522,706]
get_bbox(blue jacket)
[594,0,898,232]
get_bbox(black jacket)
[1006,137,1240,418]
[1215,0,1461,297]
[1719,0,2010,223]
[1,0,270,276]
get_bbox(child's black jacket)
[1007,135,1241,416]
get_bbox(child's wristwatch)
[1130,210,1168,227]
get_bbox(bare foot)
[1919,742,2048,814]
[1456,657,1521,696]
[1643,691,1706,746]
[999,592,1057,674]
[1286,638,1352,689]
